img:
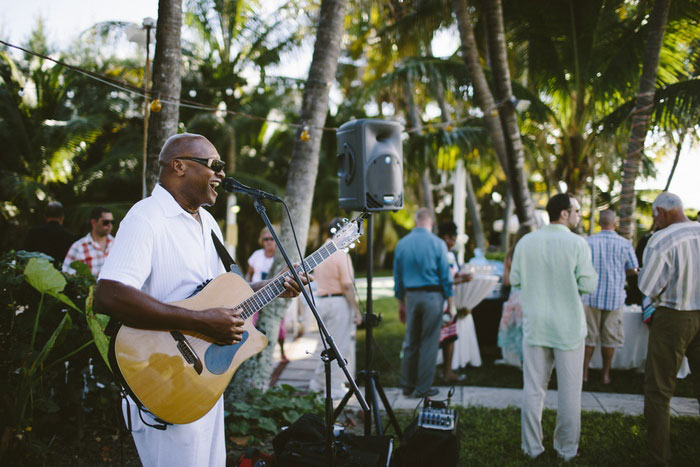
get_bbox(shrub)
[0,251,118,465]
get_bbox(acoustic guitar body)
[110,273,268,425]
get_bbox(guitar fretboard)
[237,241,339,320]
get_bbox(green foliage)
[485,251,507,262]
[454,406,700,465]
[0,251,119,464]
[356,297,406,388]
[225,384,323,445]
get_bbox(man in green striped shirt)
[510,193,597,461]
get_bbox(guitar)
[108,215,364,424]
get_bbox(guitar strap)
[211,230,244,278]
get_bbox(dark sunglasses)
[101,219,114,226]
[178,157,226,173]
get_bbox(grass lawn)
[374,407,699,466]
[454,406,700,466]
[357,297,696,398]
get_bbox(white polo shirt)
[99,183,227,467]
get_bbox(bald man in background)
[581,209,638,384]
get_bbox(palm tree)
[499,0,700,215]
[228,0,349,398]
[452,0,535,227]
[618,0,671,238]
[483,0,535,228]
[146,0,183,192]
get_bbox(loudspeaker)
[337,119,404,211]
[391,414,459,467]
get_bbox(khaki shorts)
[584,305,624,348]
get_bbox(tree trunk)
[618,0,671,239]
[403,74,436,223]
[501,189,513,251]
[227,0,348,400]
[589,161,596,236]
[433,76,486,250]
[146,0,183,193]
[452,0,508,173]
[483,0,535,228]
[663,130,688,191]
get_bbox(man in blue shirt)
[582,210,638,385]
[394,208,453,397]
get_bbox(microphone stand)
[250,197,369,466]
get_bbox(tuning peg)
[344,248,350,253]
[349,243,355,249]
[330,227,337,234]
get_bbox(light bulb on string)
[300,126,310,142]
[150,99,162,112]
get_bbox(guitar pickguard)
[203,331,249,375]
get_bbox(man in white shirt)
[95,133,305,467]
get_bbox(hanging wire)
[0,39,479,135]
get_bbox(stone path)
[273,327,699,418]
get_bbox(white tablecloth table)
[449,275,500,370]
[454,274,500,310]
[589,306,690,378]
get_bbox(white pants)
[521,342,584,460]
[308,296,356,398]
[123,395,226,467]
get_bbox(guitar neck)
[237,241,339,320]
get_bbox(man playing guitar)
[95,133,307,467]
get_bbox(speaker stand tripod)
[333,213,402,438]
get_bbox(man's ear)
[171,159,187,176]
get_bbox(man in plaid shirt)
[582,209,638,384]
[62,206,114,276]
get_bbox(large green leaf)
[85,286,111,371]
[46,290,81,313]
[24,257,66,295]
[29,313,71,375]
[70,260,93,278]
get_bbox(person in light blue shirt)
[510,193,597,461]
[394,208,453,398]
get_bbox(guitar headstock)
[330,214,367,251]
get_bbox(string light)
[0,40,482,137]
[150,99,162,112]
[299,125,310,142]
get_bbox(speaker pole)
[364,213,374,434]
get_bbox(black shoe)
[413,387,439,398]
[402,388,414,396]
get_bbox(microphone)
[222,177,282,202]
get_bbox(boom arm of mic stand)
[251,198,370,413]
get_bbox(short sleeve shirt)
[99,184,225,302]
[247,249,274,282]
